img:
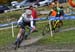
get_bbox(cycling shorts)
[17,21,30,29]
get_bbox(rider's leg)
[14,21,25,45]
[55,20,63,32]
[52,21,56,30]
[14,28,25,45]
[30,26,36,33]
[24,22,31,39]
[31,20,38,32]
[52,20,60,32]
[28,21,36,33]
[54,20,60,28]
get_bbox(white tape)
[0,20,48,30]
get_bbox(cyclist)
[49,2,64,32]
[49,2,57,31]
[53,2,64,31]
[14,9,36,47]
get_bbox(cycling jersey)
[17,13,34,29]
[51,9,57,16]
[56,7,64,17]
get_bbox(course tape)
[66,12,75,15]
[0,21,17,28]
[0,15,75,27]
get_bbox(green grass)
[38,30,75,45]
[63,20,75,28]
[0,4,75,47]
[0,20,75,47]
[0,28,18,47]
[0,18,75,47]
[0,10,23,24]
[0,21,44,47]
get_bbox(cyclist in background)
[54,1,64,31]
[49,2,64,32]
[49,2,57,32]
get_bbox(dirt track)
[0,43,75,52]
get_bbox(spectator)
[29,6,38,28]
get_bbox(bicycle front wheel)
[42,24,50,36]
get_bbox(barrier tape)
[0,15,75,27]
[0,21,17,27]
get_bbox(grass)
[0,4,75,47]
[63,20,75,28]
[38,30,75,45]
[0,20,75,47]
[0,10,23,24]
[0,28,18,47]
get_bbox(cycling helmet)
[25,9,32,15]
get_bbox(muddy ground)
[0,43,75,52]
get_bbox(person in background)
[29,6,38,31]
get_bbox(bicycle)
[42,19,63,36]
[42,22,50,36]
[52,20,63,32]
[14,26,31,50]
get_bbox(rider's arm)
[17,17,22,23]
[17,13,24,23]
[31,20,34,28]
[30,16,35,28]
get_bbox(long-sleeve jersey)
[18,13,34,28]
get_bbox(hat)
[25,9,32,15]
